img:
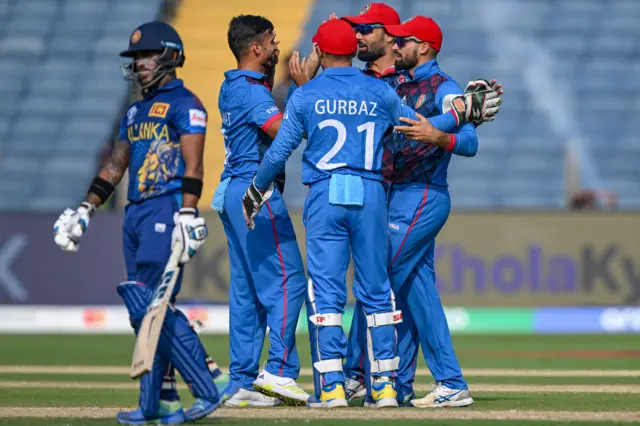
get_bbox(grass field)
[0,333,638,425]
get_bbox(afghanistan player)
[53,21,221,424]
[211,15,309,407]
[339,4,502,406]
[242,18,498,409]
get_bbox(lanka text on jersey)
[119,79,207,202]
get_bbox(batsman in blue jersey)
[53,22,223,425]
[211,15,310,408]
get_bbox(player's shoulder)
[168,84,207,112]
[432,71,462,93]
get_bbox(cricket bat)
[129,244,183,379]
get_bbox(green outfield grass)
[0,333,637,425]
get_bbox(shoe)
[252,369,309,406]
[398,391,415,407]
[363,378,398,408]
[183,398,219,421]
[345,377,366,400]
[307,383,349,408]
[213,371,231,395]
[116,400,184,425]
[410,383,474,408]
[224,387,283,407]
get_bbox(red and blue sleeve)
[175,96,207,135]
[248,85,283,132]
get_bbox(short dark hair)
[227,15,274,60]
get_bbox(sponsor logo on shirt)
[189,109,207,127]
[266,106,280,115]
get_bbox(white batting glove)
[53,202,96,252]
[171,208,208,264]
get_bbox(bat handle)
[166,242,183,270]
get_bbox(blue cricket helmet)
[120,21,185,92]
[120,21,184,59]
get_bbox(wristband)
[182,177,203,198]
[88,177,115,204]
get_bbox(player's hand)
[242,179,274,230]
[464,79,504,126]
[171,208,208,264]
[53,202,95,252]
[290,51,312,86]
[449,83,503,125]
[304,44,321,80]
[395,113,439,143]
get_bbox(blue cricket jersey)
[218,69,283,182]
[119,79,207,202]
[254,67,420,189]
[386,60,478,186]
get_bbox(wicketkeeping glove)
[171,208,208,264]
[449,81,503,125]
[242,179,274,230]
[53,202,95,252]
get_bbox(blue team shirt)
[254,67,418,189]
[385,60,478,186]
[218,70,283,181]
[119,79,207,202]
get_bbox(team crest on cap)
[415,94,427,109]
[131,29,142,44]
[360,3,371,14]
[403,16,417,24]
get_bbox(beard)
[394,49,418,70]
[357,39,386,63]
[262,51,279,69]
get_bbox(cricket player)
[211,14,309,407]
[345,14,500,408]
[242,18,498,409]
[53,21,222,424]
[334,3,501,406]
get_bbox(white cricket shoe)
[345,377,366,400]
[223,388,283,407]
[252,369,310,406]
[410,383,474,408]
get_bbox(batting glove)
[53,202,95,252]
[171,208,208,264]
[242,179,274,230]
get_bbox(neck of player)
[368,52,396,75]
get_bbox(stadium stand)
[0,0,165,211]
[0,0,637,211]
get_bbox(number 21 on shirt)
[316,119,376,171]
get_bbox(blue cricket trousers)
[345,183,467,398]
[219,176,306,390]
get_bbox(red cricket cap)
[312,19,358,55]
[341,3,401,26]
[385,16,443,52]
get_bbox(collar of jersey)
[413,59,440,80]
[363,63,397,77]
[321,66,362,76]
[144,79,184,99]
[224,69,267,81]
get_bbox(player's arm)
[242,90,305,229]
[436,80,478,156]
[254,90,305,190]
[86,138,130,206]
[180,133,205,208]
[53,119,129,253]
